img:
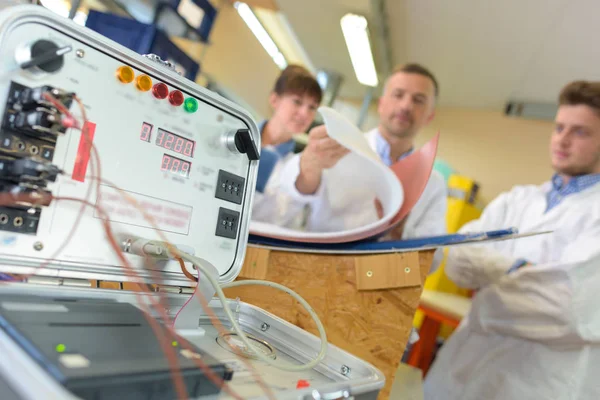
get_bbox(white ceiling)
[276,0,600,110]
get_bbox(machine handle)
[234,129,260,161]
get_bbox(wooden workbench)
[222,245,434,400]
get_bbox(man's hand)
[295,125,349,194]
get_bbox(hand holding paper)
[249,107,439,244]
[296,125,350,195]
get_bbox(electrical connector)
[117,235,196,261]
[0,158,61,183]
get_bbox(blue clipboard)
[247,227,547,254]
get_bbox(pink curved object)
[389,132,440,225]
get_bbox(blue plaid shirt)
[374,130,413,166]
[546,173,600,212]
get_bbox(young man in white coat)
[281,63,447,239]
[423,80,600,400]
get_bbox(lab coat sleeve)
[250,190,305,228]
[251,154,327,228]
[469,235,600,345]
[252,153,331,228]
[445,191,521,289]
[277,153,328,205]
[277,153,343,232]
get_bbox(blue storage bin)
[163,0,217,43]
[85,10,199,81]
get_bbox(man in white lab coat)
[279,63,447,239]
[424,80,600,400]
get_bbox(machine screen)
[161,154,191,178]
[156,128,195,158]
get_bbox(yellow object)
[447,175,479,205]
[135,74,153,92]
[116,66,135,84]
[420,290,472,321]
[413,174,483,338]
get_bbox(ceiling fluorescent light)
[340,13,378,87]
[234,2,287,70]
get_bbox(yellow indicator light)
[116,66,135,84]
[172,341,178,347]
[135,74,153,92]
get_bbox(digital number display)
[140,122,152,142]
[156,128,195,158]
[161,154,191,178]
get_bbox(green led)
[183,97,198,113]
[56,344,66,353]
[172,341,179,347]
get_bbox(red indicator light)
[169,90,185,106]
[152,83,169,100]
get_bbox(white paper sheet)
[249,107,404,242]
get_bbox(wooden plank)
[354,253,421,291]
[419,250,435,282]
[239,247,270,279]
[222,249,434,400]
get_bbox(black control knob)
[234,129,260,161]
[18,40,71,73]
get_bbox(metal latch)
[157,285,195,295]
[26,276,91,288]
[142,54,183,76]
[304,389,353,399]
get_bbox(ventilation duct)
[504,100,558,121]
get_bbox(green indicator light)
[172,341,178,347]
[183,97,198,113]
[56,344,66,353]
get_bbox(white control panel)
[0,7,260,285]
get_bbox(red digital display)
[161,154,191,178]
[156,128,195,157]
[140,122,152,142]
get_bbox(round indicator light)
[135,75,153,92]
[183,97,198,113]
[152,83,169,99]
[56,344,66,353]
[116,66,134,84]
[169,90,185,106]
[172,341,179,347]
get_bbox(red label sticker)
[71,121,96,182]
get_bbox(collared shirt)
[255,120,295,193]
[546,173,600,212]
[374,129,413,166]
